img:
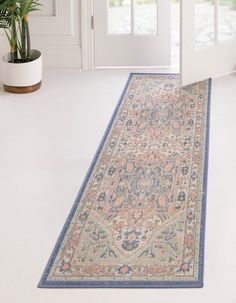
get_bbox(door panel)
[181,0,236,86]
[94,0,171,67]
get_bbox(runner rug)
[39,74,211,288]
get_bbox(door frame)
[81,0,94,70]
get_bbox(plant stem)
[25,15,31,61]
[21,18,26,61]
[11,11,17,63]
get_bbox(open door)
[181,0,236,86]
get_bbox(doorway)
[88,0,236,83]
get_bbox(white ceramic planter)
[2,49,42,93]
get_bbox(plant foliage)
[0,0,42,63]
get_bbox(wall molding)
[30,0,74,36]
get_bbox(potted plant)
[0,0,42,93]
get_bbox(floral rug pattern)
[39,74,211,288]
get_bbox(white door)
[94,0,171,67]
[181,0,236,86]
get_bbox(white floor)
[0,70,236,303]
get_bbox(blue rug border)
[38,73,211,289]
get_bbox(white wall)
[0,0,82,69]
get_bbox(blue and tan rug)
[39,74,211,288]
